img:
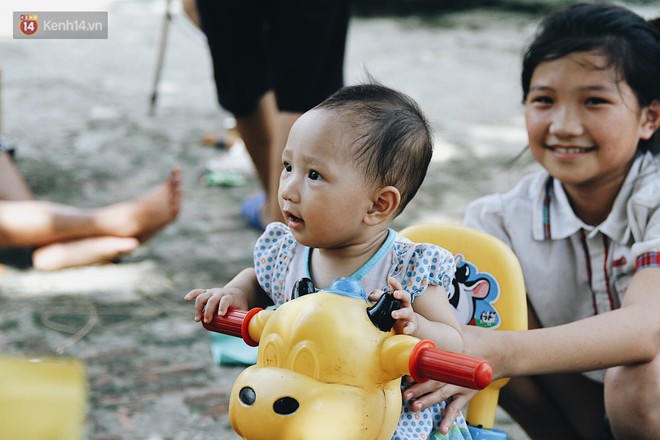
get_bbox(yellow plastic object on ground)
[400,223,528,431]
[0,356,87,440]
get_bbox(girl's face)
[525,51,656,192]
[278,109,377,248]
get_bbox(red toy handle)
[202,307,263,347]
[409,340,492,390]
[203,311,493,389]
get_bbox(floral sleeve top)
[253,222,455,305]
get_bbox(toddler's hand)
[184,287,248,323]
[387,277,418,335]
[369,277,418,336]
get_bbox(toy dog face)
[228,291,402,440]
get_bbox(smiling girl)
[419,3,660,439]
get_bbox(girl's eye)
[283,162,292,172]
[530,96,553,105]
[585,97,607,106]
[308,170,321,181]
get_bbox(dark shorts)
[197,0,349,116]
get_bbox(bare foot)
[32,236,139,271]
[97,167,182,242]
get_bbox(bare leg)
[605,353,660,439]
[94,166,182,243]
[265,111,300,224]
[32,236,139,271]
[0,151,33,201]
[234,91,300,225]
[0,167,181,269]
[234,91,277,193]
[181,0,200,27]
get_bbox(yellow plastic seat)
[0,356,87,440]
[400,223,527,434]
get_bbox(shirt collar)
[532,154,647,242]
[304,228,396,280]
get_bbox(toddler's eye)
[283,162,292,172]
[308,170,321,180]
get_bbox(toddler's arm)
[184,268,271,323]
[371,277,469,435]
[376,277,464,353]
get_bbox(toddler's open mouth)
[284,211,304,228]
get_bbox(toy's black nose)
[273,396,299,415]
[239,387,256,406]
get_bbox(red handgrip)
[409,340,492,390]
[201,307,262,347]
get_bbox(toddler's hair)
[521,2,660,153]
[315,83,433,214]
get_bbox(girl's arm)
[388,277,464,354]
[465,267,660,380]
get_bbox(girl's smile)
[545,144,596,158]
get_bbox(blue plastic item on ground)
[210,332,257,366]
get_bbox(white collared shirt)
[464,152,660,380]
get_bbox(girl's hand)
[184,287,248,323]
[403,379,479,435]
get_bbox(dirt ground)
[0,1,657,439]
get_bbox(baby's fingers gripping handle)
[409,340,492,390]
[201,307,262,347]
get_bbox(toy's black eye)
[239,387,256,406]
[273,396,299,415]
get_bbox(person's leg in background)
[233,90,278,203]
[196,0,274,228]
[0,150,33,201]
[196,0,349,228]
[265,0,349,225]
[0,151,181,270]
[181,0,200,27]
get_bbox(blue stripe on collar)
[303,228,396,283]
[353,229,396,281]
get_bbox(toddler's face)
[524,51,654,192]
[278,109,376,247]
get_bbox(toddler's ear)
[640,99,660,139]
[365,186,401,226]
